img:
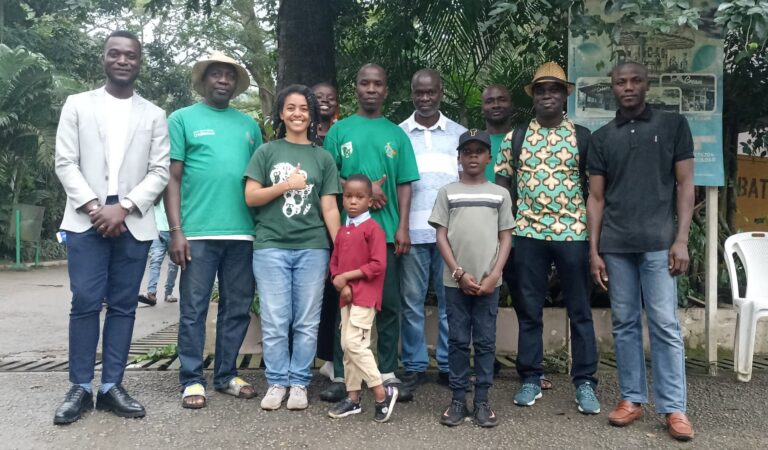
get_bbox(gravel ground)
[2,368,766,449]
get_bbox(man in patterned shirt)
[494,62,599,414]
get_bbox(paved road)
[0,265,180,358]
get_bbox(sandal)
[216,377,257,399]
[540,377,553,390]
[182,383,207,409]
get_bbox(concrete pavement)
[0,265,179,358]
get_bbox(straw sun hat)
[191,52,250,98]
[524,62,575,97]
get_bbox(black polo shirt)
[588,105,694,253]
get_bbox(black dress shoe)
[319,381,347,403]
[96,385,146,418]
[54,385,93,425]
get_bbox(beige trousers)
[340,305,383,391]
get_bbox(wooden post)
[704,186,718,375]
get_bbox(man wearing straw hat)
[165,52,263,409]
[495,62,599,415]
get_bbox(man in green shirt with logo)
[165,53,262,409]
[321,64,420,403]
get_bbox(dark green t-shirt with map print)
[244,139,341,249]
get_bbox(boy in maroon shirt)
[327,174,399,423]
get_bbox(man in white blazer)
[53,30,170,425]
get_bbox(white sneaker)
[260,385,287,410]
[286,385,308,410]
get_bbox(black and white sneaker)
[328,397,361,419]
[374,385,398,423]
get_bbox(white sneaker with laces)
[260,385,287,410]
[286,385,308,410]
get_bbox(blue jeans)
[253,248,329,386]
[66,226,151,386]
[146,231,178,296]
[446,287,498,404]
[400,243,449,373]
[603,250,687,413]
[178,240,255,390]
[514,237,598,386]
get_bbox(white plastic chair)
[723,232,768,382]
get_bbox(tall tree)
[276,0,337,90]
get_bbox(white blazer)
[55,87,170,241]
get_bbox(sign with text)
[567,1,725,186]
[735,155,768,231]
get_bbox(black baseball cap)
[457,129,491,151]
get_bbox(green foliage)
[0,44,59,254]
[334,0,566,127]
[134,343,178,362]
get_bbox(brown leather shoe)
[608,400,644,426]
[666,412,694,441]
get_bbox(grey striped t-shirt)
[428,181,515,288]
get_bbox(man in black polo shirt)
[587,62,695,442]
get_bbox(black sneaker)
[440,399,468,427]
[437,371,449,386]
[327,397,361,419]
[319,381,347,403]
[473,401,498,428]
[374,385,398,423]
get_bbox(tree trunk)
[276,0,337,92]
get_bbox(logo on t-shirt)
[341,142,353,159]
[269,162,314,218]
[193,129,215,138]
[385,142,397,159]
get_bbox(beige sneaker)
[260,385,287,410]
[286,385,308,410]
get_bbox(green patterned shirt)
[495,119,588,241]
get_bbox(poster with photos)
[567,0,724,186]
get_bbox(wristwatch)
[119,198,135,214]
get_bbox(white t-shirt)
[104,93,133,195]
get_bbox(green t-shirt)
[244,139,340,249]
[324,114,420,242]
[169,102,262,237]
[487,133,506,182]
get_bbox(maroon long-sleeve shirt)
[329,217,387,310]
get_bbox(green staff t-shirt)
[487,133,506,182]
[169,102,262,237]
[324,114,420,243]
[244,139,340,249]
